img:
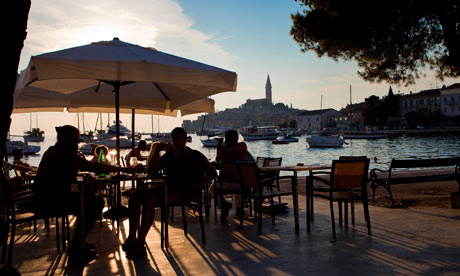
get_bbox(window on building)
[444,97,447,103]
[452,106,455,112]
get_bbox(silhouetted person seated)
[89,145,109,163]
[125,140,148,167]
[12,148,31,167]
[34,125,136,262]
[122,127,216,255]
[215,129,251,222]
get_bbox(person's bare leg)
[126,191,143,243]
[137,196,160,244]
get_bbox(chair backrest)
[263,157,282,167]
[235,160,259,190]
[220,161,239,183]
[339,156,367,161]
[13,164,32,178]
[331,159,370,190]
[256,157,266,168]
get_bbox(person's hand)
[217,138,224,146]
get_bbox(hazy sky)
[10,0,459,136]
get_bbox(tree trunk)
[2,1,31,161]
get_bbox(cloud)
[20,0,237,70]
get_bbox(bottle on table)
[97,149,108,179]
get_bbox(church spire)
[265,74,272,103]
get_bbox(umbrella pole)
[115,82,121,166]
[131,108,135,154]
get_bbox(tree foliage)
[362,88,401,127]
[290,0,460,85]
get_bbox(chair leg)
[55,217,60,253]
[338,201,343,226]
[181,205,187,236]
[351,199,356,226]
[330,200,336,239]
[276,179,281,202]
[6,223,15,268]
[160,206,164,249]
[197,203,206,244]
[344,199,348,228]
[61,216,67,249]
[240,196,244,228]
[258,200,263,235]
[66,216,70,247]
[271,197,275,225]
[1,221,8,263]
[170,206,175,222]
[363,195,371,235]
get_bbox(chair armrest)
[310,171,331,176]
[370,168,390,182]
[307,175,330,185]
[259,175,294,186]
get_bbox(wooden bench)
[369,157,460,206]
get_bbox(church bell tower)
[265,74,272,104]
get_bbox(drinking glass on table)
[130,157,138,168]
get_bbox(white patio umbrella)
[13,85,216,116]
[13,83,216,154]
[15,37,236,163]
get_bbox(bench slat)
[391,158,460,169]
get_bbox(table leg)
[164,179,169,249]
[116,181,121,232]
[293,171,299,234]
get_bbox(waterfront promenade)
[5,177,460,276]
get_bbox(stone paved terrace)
[3,184,460,276]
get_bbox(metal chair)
[235,160,295,234]
[307,158,371,239]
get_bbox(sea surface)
[13,134,460,176]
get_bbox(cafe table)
[75,172,165,251]
[259,164,331,233]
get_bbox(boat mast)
[320,95,323,110]
[77,113,80,131]
[349,85,352,131]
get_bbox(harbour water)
[14,134,460,176]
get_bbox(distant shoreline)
[345,128,460,136]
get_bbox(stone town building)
[441,83,460,117]
[183,75,303,133]
[297,109,343,131]
[337,102,366,130]
[399,88,441,117]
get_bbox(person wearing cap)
[34,125,137,262]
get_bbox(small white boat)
[240,126,279,141]
[7,140,41,155]
[201,137,225,147]
[306,135,344,148]
[278,135,299,143]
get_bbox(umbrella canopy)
[13,84,216,116]
[16,37,236,163]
